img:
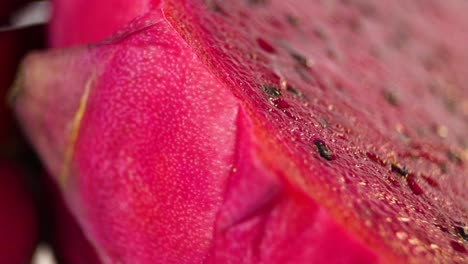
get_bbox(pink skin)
[50,0,154,47]
[16,0,468,263]
[0,163,38,264]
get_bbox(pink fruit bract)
[15,0,468,263]
[0,163,38,264]
[50,0,154,47]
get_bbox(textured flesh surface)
[50,0,153,47]
[164,0,468,262]
[0,164,38,264]
[15,0,468,263]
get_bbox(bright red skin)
[0,163,38,264]
[16,0,468,263]
[50,0,153,47]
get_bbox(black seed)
[247,0,266,5]
[447,151,462,165]
[313,26,327,40]
[383,90,399,106]
[286,14,299,27]
[439,163,448,173]
[444,98,457,113]
[391,163,408,176]
[286,85,303,97]
[262,85,282,97]
[291,52,311,68]
[454,225,468,241]
[313,140,334,161]
[206,0,227,15]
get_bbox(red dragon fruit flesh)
[13,0,468,263]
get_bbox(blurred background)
[1,1,57,263]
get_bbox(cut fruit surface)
[164,1,468,262]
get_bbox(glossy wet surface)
[165,0,468,262]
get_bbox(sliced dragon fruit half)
[14,0,468,263]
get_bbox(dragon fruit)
[0,163,38,264]
[14,0,467,263]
